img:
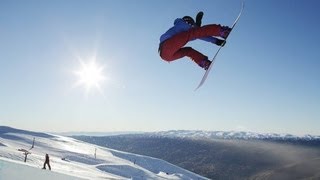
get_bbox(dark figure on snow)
[42,154,51,170]
[159,11,231,70]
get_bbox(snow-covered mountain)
[148,130,320,141]
[0,126,208,180]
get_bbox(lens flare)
[73,57,107,94]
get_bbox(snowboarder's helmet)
[182,16,195,25]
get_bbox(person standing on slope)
[159,12,231,70]
[42,154,51,170]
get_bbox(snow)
[0,158,84,180]
[0,126,208,180]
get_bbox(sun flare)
[74,58,107,94]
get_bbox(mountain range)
[148,130,320,141]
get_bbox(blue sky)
[0,0,319,135]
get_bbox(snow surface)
[0,126,208,180]
[0,158,84,180]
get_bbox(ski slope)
[0,126,208,180]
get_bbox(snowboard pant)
[159,24,222,66]
[43,161,51,170]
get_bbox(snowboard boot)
[199,59,212,70]
[220,26,232,39]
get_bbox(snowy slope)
[0,158,85,180]
[0,126,208,180]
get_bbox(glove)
[215,39,226,47]
[195,11,204,27]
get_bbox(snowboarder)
[159,12,232,70]
[42,154,51,170]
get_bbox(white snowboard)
[195,1,245,90]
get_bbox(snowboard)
[195,1,245,90]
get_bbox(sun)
[73,58,107,94]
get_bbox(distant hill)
[73,131,320,179]
[149,130,320,145]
